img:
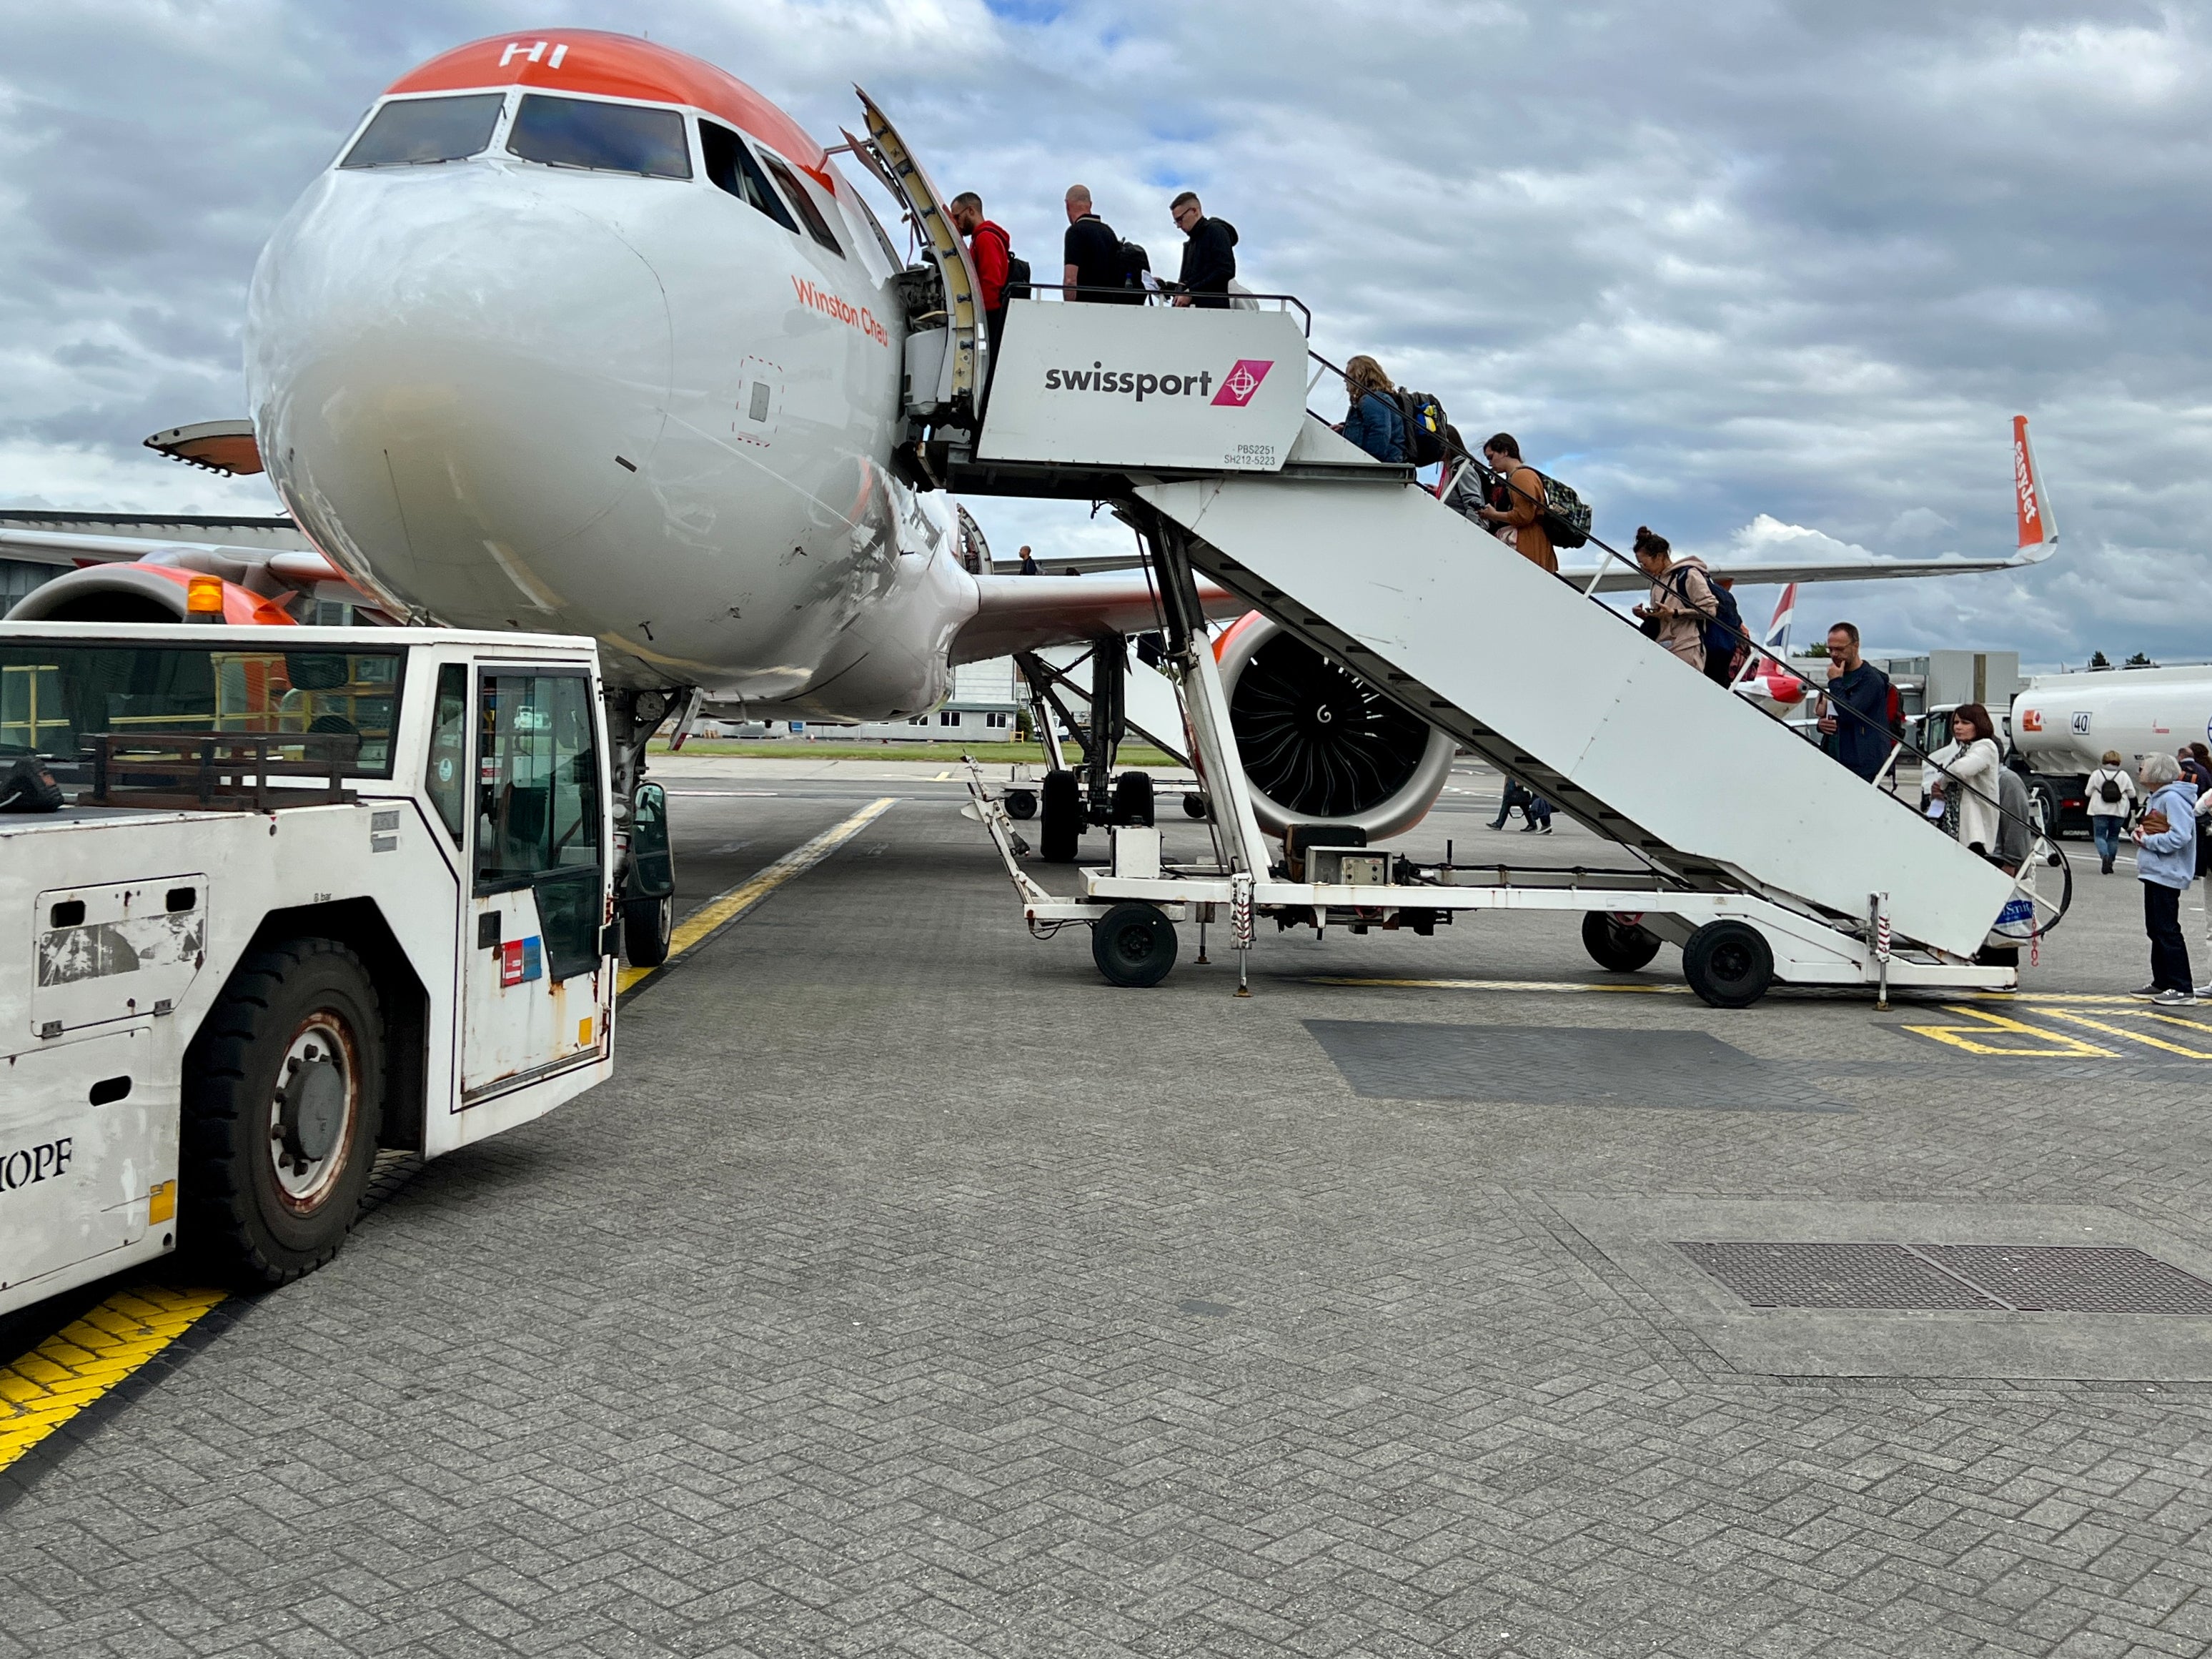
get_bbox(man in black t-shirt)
[1061,184,1132,303]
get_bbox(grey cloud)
[1,0,2206,661]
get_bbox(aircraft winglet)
[2013,415,2057,560]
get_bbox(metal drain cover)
[1918,1245,2212,1315]
[1677,1240,2212,1315]
[1676,1242,2003,1310]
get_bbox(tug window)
[758,154,845,257]
[699,120,798,232]
[341,94,505,169]
[507,94,692,179]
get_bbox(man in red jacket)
[949,193,1011,376]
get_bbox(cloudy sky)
[3,1,2206,665]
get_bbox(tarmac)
[6,756,2212,1658]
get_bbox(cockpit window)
[507,94,693,179]
[699,120,797,232]
[758,154,845,257]
[853,194,901,267]
[341,94,506,169]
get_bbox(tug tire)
[181,939,385,1287]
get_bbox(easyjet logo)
[792,277,888,346]
[2015,442,2040,532]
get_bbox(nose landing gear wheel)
[1682,920,1775,1009]
[1040,769,1083,863]
[1092,901,1179,987]
[1581,911,1663,972]
[623,893,674,967]
[1111,771,1154,826]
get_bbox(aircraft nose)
[247,169,673,624]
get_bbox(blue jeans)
[2092,816,2123,866]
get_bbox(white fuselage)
[247,91,976,718]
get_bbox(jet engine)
[1215,614,1454,843]
[6,562,300,626]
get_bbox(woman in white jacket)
[1928,703,2005,857]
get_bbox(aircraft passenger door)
[460,670,607,1101]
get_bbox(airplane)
[0,30,2063,957]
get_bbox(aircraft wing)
[951,573,1244,663]
[1569,547,2053,595]
[991,552,1148,575]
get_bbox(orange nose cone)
[186,575,226,621]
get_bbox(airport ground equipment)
[2013,663,2212,838]
[0,623,619,1315]
[948,300,2045,1004]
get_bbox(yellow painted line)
[619,797,896,994]
[2035,1007,2212,1060]
[1901,1006,2116,1058]
[0,1284,227,1470]
[933,769,951,781]
[1971,992,2193,1005]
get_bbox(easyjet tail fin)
[2013,415,2057,560]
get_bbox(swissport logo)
[1041,358,1276,407]
[1212,360,1273,407]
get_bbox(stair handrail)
[1302,347,2070,934]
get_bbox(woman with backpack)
[1336,357,1407,463]
[2085,749,2136,874]
[1476,433,1558,574]
[1629,528,1718,673]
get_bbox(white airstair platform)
[1134,420,2019,959]
[923,282,2034,1004]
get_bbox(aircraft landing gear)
[605,685,685,969]
[1040,770,1082,863]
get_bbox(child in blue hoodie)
[2133,752,2199,1004]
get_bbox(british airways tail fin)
[2013,415,2057,561]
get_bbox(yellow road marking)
[933,769,951,781]
[619,797,896,994]
[0,1284,227,1470]
[2036,1007,2212,1059]
[1901,1006,2116,1057]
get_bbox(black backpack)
[1119,239,1151,294]
[1392,390,1447,467]
[2099,771,2124,803]
[0,756,63,813]
[976,222,1029,301]
[1667,565,1740,662]
[1705,578,1743,663]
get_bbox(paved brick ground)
[4,771,2210,1658]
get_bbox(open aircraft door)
[851,88,986,440]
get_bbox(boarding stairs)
[850,98,2028,1001]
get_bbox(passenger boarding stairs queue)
[853,94,2050,1007]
